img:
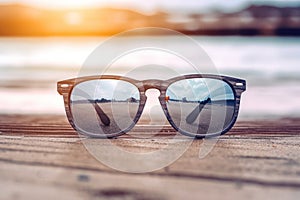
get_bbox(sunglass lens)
[165,78,235,136]
[70,79,140,136]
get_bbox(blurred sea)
[0,36,300,119]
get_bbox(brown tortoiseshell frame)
[57,74,246,138]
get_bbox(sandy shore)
[0,114,300,199]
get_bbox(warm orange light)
[65,12,82,25]
[28,0,103,8]
[6,0,130,36]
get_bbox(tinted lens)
[70,79,140,136]
[166,78,235,136]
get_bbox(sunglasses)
[57,74,246,138]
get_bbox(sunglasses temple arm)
[88,100,111,126]
[186,97,210,124]
[186,86,223,124]
[74,88,110,126]
[91,101,111,126]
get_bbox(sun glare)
[65,12,82,25]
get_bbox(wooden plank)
[0,115,300,200]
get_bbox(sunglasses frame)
[58,74,246,138]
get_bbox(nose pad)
[139,89,167,125]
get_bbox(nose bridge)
[142,79,164,91]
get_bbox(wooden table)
[0,115,300,200]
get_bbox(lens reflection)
[70,79,140,136]
[166,78,235,136]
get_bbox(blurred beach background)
[0,0,300,120]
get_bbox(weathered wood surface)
[0,115,300,200]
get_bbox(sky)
[0,0,299,13]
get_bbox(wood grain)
[0,115,300,200]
